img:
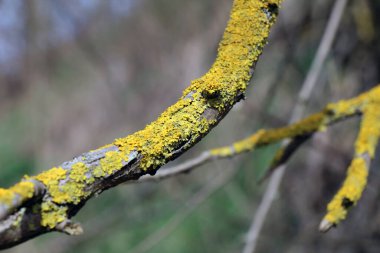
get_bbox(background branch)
[242,0,348,252]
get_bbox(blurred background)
[1,0,380,252]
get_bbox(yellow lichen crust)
[113,0,281,171]
[210,112,329,158]
[34,164,96,227]
[186,0,280,101]
[10,181,35,199]
[209,86,380,230]
[35,167,69,204]
[0,181,35,218]
[99,151,125,176]
[40,201,68,229]
[0,189,14,207]
[0,0,379,241]
[0,0,280,231]
[211,86,380,164]
[24,80,378,232]
[260,112,326,143]
[323,157,368,224]
[211,130,266,157]
[322,86,380,228]
[355,104,380,157]
[326,85,380,120]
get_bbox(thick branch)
[0,0,281,249]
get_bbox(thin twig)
[138,152,212,182]
[242,0,348,252]
[129,160,240,253]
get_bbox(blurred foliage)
[1,0,380,252]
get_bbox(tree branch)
[0,0,282,249]
[242,0,348,251]
[139,86,380,185]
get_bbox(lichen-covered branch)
[141,86,380,188]
[319,88,380,232]
[0,0,281,249]
[141,85,380,234]
[219,85,380,232]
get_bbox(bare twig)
[138,152,212,182]
[129,160,240,253]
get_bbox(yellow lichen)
[33,164,94,227]
[100,151,125,175]
[209,86,380,230]
[233,130,266,153]
[35,167,67,186]
[260,112,325,144]
[323,157,368,224]
[0,182,35,207]
[11,181,35,198]
[0,189,15,206]
[40,201,68,229]
[210,112,326,158]
[1,0,282,231]
[211,130,266,157]
[355,104,380,157]
[326,85,380,119]
[113,0,281,171]
[69,162,90,182]
[322,86,380,227]
[35,167,68,204]
[45,163,92,205]
[210,146,235,157]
